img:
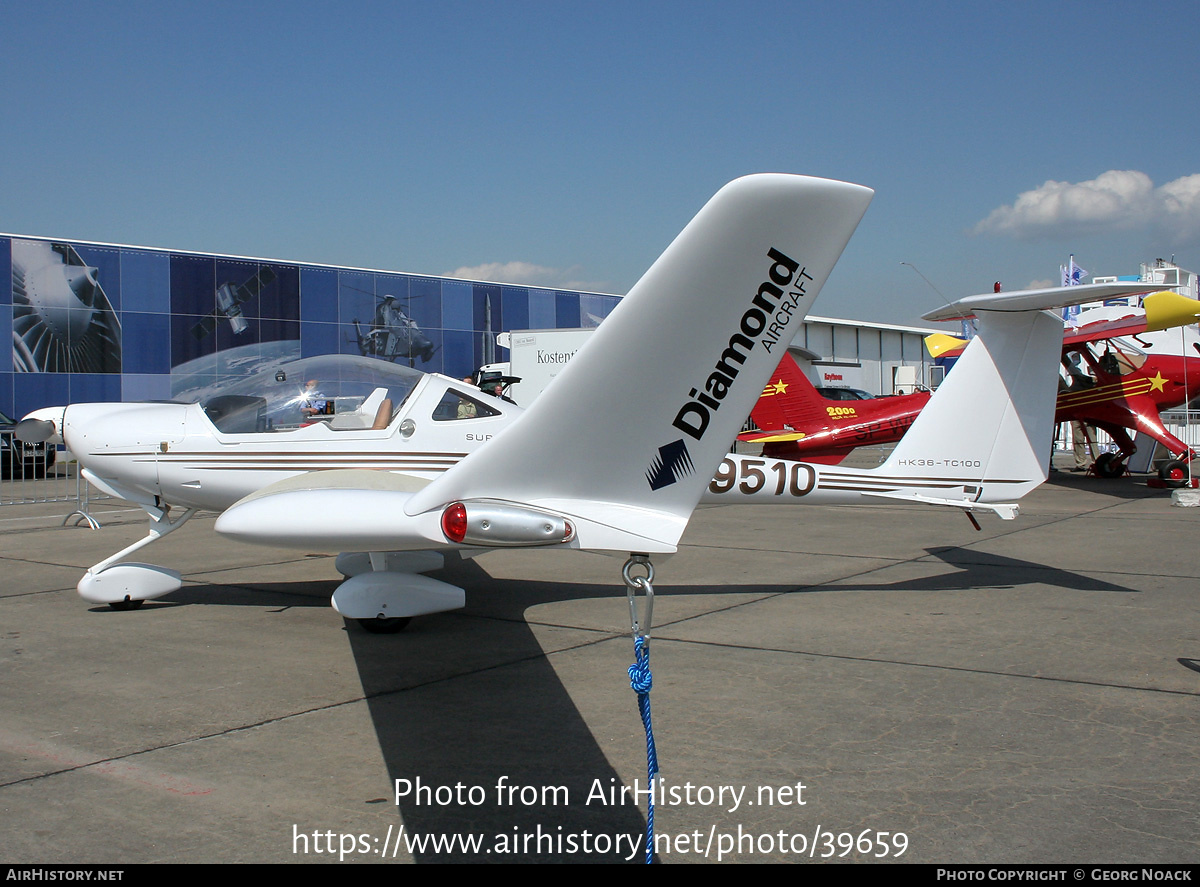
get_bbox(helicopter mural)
[351,293,437,365]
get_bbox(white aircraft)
[25,174,1137,631]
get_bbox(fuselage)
[757,391,932,463]
[700,451,1039,509]
[63,367,1032,523]
[743,352,933,464]
[1055,334,1198,458]
[62,372,518,512]
[1056,353,1194,423]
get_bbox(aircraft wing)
[924,332,968,360]
[213,469,446,552]
[922,283,1152,322]
[1062,291,1200,345]
[218,174,874,556]
[925,290,1200,360]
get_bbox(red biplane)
[740,353,930,463]
[748,288,1200,484]
[929,290,1200,484]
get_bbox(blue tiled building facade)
[1,234,621,418]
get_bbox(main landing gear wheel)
[108,597,145,611]
[1158,460,1189,489]
[1093,452,1125,478]
[357,616,412,634]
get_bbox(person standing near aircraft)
[1061,354,1098,472]
[1070,421,1098,472]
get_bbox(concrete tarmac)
[1,464,1198,864]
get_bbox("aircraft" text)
[672,249,812,443]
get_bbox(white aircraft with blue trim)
[23,175,1148,631]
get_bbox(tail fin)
[406,174,873,552]
[881,306,1064,503]
[891,282,1153,502]
[751,353,827,434]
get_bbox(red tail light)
[441,502,468,542]
[440,500,573,546]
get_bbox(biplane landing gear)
[1093,452,1126,478]
[1158,460,1189,488]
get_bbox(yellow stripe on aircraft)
[1059,372,1168,408]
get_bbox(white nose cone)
[63,402,188,455]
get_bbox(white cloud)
[1158,173,1200,241]
[446,260,607,292]
[973,170,1200,241]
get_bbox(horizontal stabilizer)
[861,491,1019,520]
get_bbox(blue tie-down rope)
[628,635,658,864]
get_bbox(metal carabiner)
[622,554,655,645]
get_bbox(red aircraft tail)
[751,353,826,433]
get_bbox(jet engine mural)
[11,239,122,373]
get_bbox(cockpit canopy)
[181,355,426,434]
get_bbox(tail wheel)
[1158,460,1189,488]
[1093,452,1125,479]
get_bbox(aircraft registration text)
[709,457,816,497]
[895,459,982,468]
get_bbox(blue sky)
[3,1,1198,327]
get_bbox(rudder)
[883,308,1063,501]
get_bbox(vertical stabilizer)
[883,308,1063,500]
[751,353,828,433]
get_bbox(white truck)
[478,328,595,407]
